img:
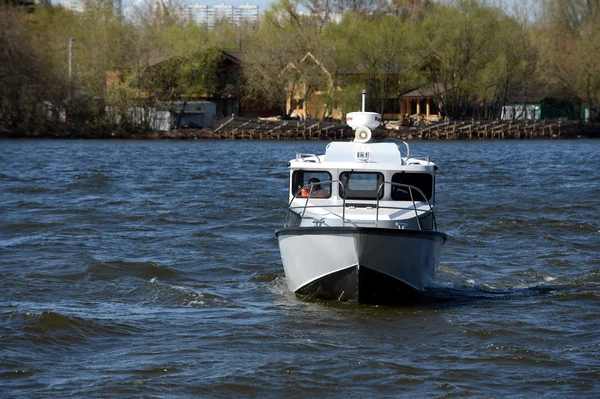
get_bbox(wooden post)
[484,100,488,120]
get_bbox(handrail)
[287,204,361,228]
[295,153,321,163]
[284,179,437,231]
[375,182,434,230]
[285,179,338,226]
[376,138,410,160]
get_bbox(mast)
[361,89,366,112]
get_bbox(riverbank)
[1,121,598,140]
[0,127,214,140]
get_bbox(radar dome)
[346,112,381,130]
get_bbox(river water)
[1,139,598,397]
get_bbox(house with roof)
[106,49,279,124]
[282,52,338,120]
[399,83,446,121]
[281,52,417,122]
[500,85,577,121]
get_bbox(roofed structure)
[400,83,448,121]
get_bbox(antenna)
[68,37,74,101]
[361,89,366,112]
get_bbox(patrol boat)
[275,92,447,303]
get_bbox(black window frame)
[292,170,332,198]
[390,172,433,201]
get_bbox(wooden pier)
[188,116,581,141]
[212,116,350,140]
[387,119,579,140]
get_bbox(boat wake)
[269,274,597,309]
[419,281,556,302]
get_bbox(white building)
[186,3,209,24]
[58,0,123,14]
[186,2,259,29]
[152,0,171,13]
[211,2,234,22]
[233,2,259,25]
[58,0,85,12]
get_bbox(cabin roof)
[324,142,402,164]
[289,142,437,172]
[401,83,448,99]
[222,50,245,64]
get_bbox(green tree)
[26,1,136,128]
[326,13,417,115]
[243,0,326,114]
[416,0,530,118]
[0,6,53,132]
[133,22,221,102]
[384,0,436,20]
[0,4,84,133]
[537,0,600,120]
[473,11,539,118]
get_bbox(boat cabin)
[289,141,436,204]
[286,141,438,231]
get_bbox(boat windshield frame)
[284,180,438,231]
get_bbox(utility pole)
[68,37,74,101]
[117,0,122,22]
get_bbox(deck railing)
[375,182,437,231]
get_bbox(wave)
[0,220,63,236]
[4,186,54,195]
[251,272,281,283]
[125,278,226,308]
[424,281,556,301]
[84,260,178,281]
[1,310,144,345]
[154,214,209,226]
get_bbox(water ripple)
[0,139,598,397]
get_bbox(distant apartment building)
[59,0,123,14]
[186,2,259,29]
[186,3,209,25]
[58,0,85,12]
[233,2,260,25]
[152,0,171,13]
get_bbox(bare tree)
[0,6,64,133]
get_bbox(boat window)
[292,170,332,198]
[391,173,433,201]
[339,172,384,200]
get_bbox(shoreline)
[1,125,598,141]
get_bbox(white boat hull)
[275,227,447,303]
